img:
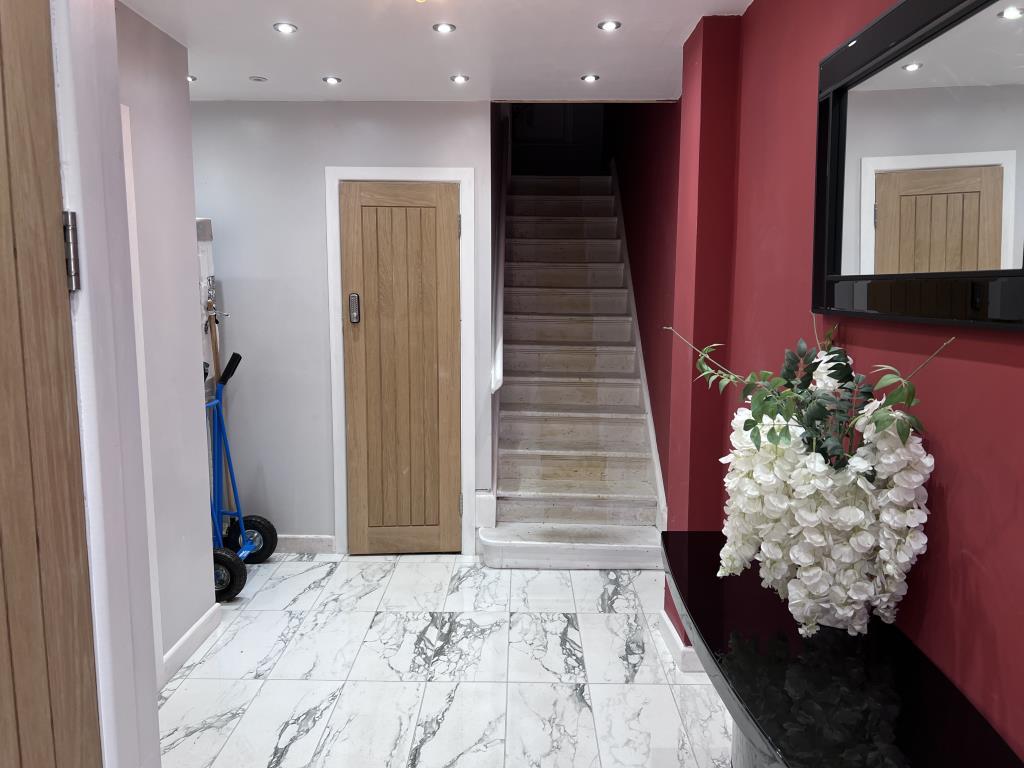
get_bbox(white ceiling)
[122,0,752,102]
[856,3,1024,91]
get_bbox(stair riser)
[508,197,616,217]
[500,453,653,484]
[501,416,648,451]
[497,499,657,526]
[502,380,641,408]
[506,240,622,263]
[508,219,618,239]
[504,317,633,344]
[505,264,624,289]
[509,177,613,195]
[505,347,636,375]
[504,289,628,315]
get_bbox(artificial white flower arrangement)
[671,327,953,637]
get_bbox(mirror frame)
[813,0,1024,330]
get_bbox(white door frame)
[859,150,1017,274]
[324,167,477,556]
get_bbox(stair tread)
[479,522,660,545]
[497,478,658,501]
[500,445,652,460]
[503,371,640,383]
[500,434,648,452]
[505,286,627,293]
[507,238,621,244]
[506,262,622,269]
[501,402,646,417]
[508,194,615,201]
[508,215,617,222]
[505,340,635,349]
[504,313,631,322]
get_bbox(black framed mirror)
[813,0,1024,329]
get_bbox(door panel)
[341,181,461,554]
[0,0,103,765]
[875,165,1002,274]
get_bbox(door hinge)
[458,491,463,517]
[458,214,462,238]
[873,203,878,230]
[63,211,81,292]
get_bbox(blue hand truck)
[207,352,277,601]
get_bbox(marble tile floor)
[159,555,732,768]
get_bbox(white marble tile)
[189,610,303,680]
[577,613,667,685]
[264,552,301,563]
[246,561,336,612]
[380,563,453,611]
[399,553,459,562]
[408,682,506,768]
[645,613,707,684]
[159,678,262,768]
[314,553,347,562]
[671,685,733,768]
[158,676,185,709]
[314,561,395,612]
[590,684,693,768]
[508,612,587,683]
[210,680,342,768]
[510,570,576,613]
[632,571,667,614]
[270,609,374,680]
[309,681,424,768]
[221,563,277,611]
[288,553,320,562]
[571,570,641,613]
[346,554,398,562]
[171,610,241,680]
[349,611,509,682]
[506,683,601,768]
[445,564,512,611]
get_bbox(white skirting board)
[277,535,336,554]
[475,491,497,529]
[651,609,704,672]
[161,603,221,687]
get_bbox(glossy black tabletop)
[662,531,1023,768]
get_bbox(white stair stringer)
[480,174,666,570]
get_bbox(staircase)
[479,175,664,570]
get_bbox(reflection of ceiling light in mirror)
[598,20,622,32]
[998,6,1023,19]
[186,75,197,83]
[902,62,923,72]
[581,74,600,83]
[273,22,298,34]
[433,23,456,33]
[322,76,341,85]
[249,75,269,82]
[450,74,469,84]
[847,39,857,47]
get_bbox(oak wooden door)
[341,182,461,554]
[0,0,103,765]
[875,165,1003,274]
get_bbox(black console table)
[662,531,1022,768]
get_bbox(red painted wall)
[615,0,1024,756]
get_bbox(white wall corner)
[652,610,706,674]
[475,491,497,529]
[161,602,220,687]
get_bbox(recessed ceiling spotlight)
[186,75,198,83]
[598,20,622,32]
[433,22,456,33]
[998,6,1023,19]
[581,74,600,83]
[847,39,858,47]
[450,73,470,84]
[273,22,298,34]
[902,62,923,72]
[322,76,342,85]
[249,75,269,82]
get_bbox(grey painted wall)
[191,101,493,539]
[842,85,1024,274]
[116,4,213,652]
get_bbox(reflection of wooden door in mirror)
[875,165,1002,274]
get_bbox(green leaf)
[743,419,757,431]
[718,377,729,394]
[749,428,761,450]
[896,419,911,444]
[780,425,792,445]
[766,427,779,445]
[875,373,902,389]
[796,338,808,357]
[905,414,924,433]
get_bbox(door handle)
[348,292,361,324]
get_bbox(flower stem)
[906,337,956,381]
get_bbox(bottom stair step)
[477,523,662,570]
[497,495,657,526]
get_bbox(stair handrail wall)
[491,105,511,394]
